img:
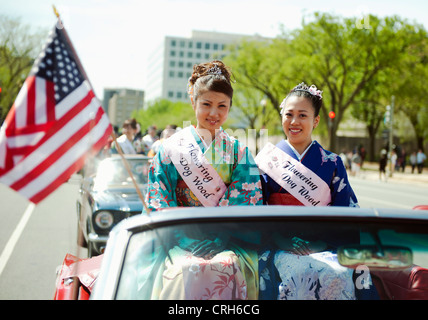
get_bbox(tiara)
[206,64,222,75]
[293,82,323,99]
[279,82,323,114]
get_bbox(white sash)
[163,127,227,207]
[255,142,331,206]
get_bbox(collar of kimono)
[163,126,227,207]
[255,142,331,206]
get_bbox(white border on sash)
[256,142,331,206]
[163,127,227,207]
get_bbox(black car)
[76,155,151,257]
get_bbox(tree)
[290,13,421,152]
[0,15,47,122]
[133,99,195,132]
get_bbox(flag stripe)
[27,76,36,125]
[29,119,111,204]
[2,93,102,187]
[18,114,111,200]
[35,77,47,125]
[10,105,106,191]
[14,81,28,129]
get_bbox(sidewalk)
[351,162,428,185]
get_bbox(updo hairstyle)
[188,60,234,105]
[281,82,323,117]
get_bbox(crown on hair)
[206,63,222,75]
[293,82,323,99]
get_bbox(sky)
[2,0,428,100]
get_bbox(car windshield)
[115,217,428,300]
[93,157,149,191]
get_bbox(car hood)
[92,187,144,212]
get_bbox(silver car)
[88,205,428,300]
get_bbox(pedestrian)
[379,149,388,182]
[417,149,427,174]
[351,151,362,176]
[256,82,361,300]
[410,151,417,173]
[390,150,397,174]
[144,60,262,300]
[142,125,159,151]
[111,118,138,154]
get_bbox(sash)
[163,127,227,207]
[255,142,331,206]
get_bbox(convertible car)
[55,205,428,300]
[76,154,151,257]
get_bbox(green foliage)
[133,99,196,132]
[0,15,48,121]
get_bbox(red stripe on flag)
[46,81,56,122]
[26,76,36,126]
[29,122,112,204]
[10,106,107,192]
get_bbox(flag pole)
[111,132,151,215]
[52,6,151,216]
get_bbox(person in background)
[111,118,138,154]
[410,151,417,173]
[379,148,388,182]
[417,149,427,174]
[142,125,159,151]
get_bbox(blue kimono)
[257,140,378,300]
[261,140,359,207]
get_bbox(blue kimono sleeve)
[330,157,359,207]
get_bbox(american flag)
[0,22,112,204]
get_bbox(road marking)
[357,195,411,209]
[0,203,35,277]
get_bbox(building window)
[178,61,184,68]
[169,71,175,77]
[213,43,219,50]
[168,91,174,98]
[196,52,201,58]
[205,42,210,50]
[187,62,192,68]
[177,92,182,98]
[180,40,185,48]
[170,50,176,56]
[179,51,184,57]
[171,40,176,46]
[169,60,176,67]
[205,53,210,59]
[196,42,202,49]
[188,41,193,49]
[178,71,184,78]
[187,52,193,58]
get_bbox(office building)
[145,30,266,103]
[103,88,144,128]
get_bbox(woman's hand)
[192,238,226,259]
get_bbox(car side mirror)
[337,245,413,270]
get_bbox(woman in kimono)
[256,83,373,300]
[144,60,262,300]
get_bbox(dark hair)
[188,60,233,105]
[282,82,323,117]
[123,118,138,130]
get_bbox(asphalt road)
[0,173,426,299]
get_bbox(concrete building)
[103,88,144,128]
[145,30,266,103]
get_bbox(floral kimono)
[145,125,262,300]
[256,140,365,300]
